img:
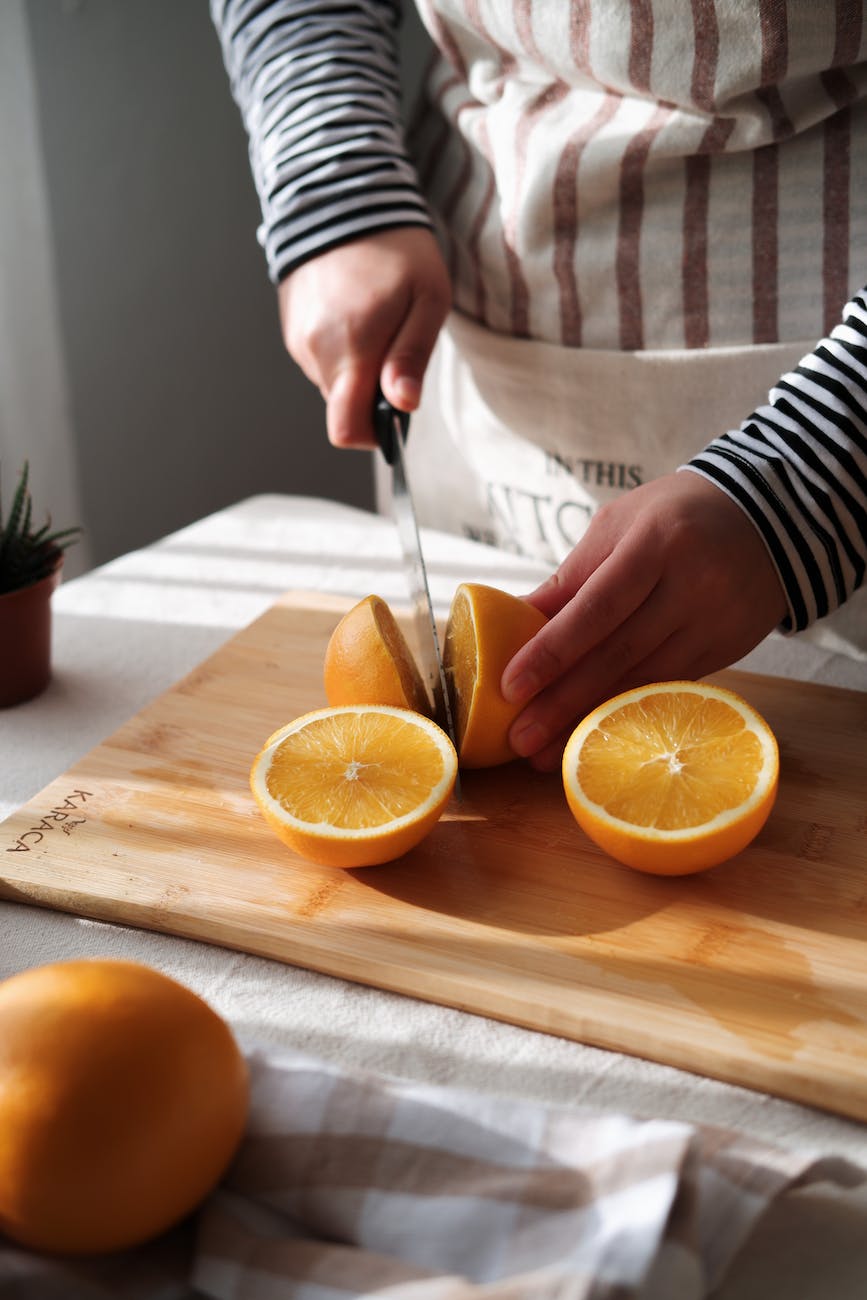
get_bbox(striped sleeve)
[684,287,867,633]
[210,0,432,284]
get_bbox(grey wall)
[0,1,91,577]
[21,0,428,568]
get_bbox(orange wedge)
[562,681,779,876]
[324,594,431,716]
[250,705,457,869]
[443,583,548,768]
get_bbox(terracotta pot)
[0,558,63,708]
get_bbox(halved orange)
[324,594,431,716]
[443,583,548,768]
[250,705,457,869]
[562,681,779,876]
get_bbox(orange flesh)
[577,693,765,830]
[264,712,447,829]
[371,598,430,715]
[442,587,474,749]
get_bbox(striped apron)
[395,0,867,657]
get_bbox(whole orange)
[0,958,249,1255]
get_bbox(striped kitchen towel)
[192,1047,866,1300]
[1,1045,865,1298]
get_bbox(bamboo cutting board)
[3,591,867,1122]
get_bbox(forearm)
[210,0,432,283]
[685,286,867,632]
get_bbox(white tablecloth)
[2,494,867,1297]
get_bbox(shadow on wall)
[18,0,389,570]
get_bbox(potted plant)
[0,461,82,707]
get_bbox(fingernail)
[509,719,548,758]
[501,668,538,705]
[393,376,421,408]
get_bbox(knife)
[373,390,461,778]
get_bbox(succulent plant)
[0,462,82,596]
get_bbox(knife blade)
[373,390,461,778]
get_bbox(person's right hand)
[277,226,452,449]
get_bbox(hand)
[277,227,452,448]
[501,471,789,771]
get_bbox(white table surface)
[2,494,867,1296]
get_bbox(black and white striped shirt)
[212,0,431,280]
[687,290,867,632]
[211,0,867,634]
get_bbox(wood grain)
[3,591,867,1121]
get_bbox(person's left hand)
[500,470,789,771]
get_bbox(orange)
[443,583,548,768]
[250,704,458,868]
[0,958,248,1255]
[324,594,431,716]
[562,681,779,876]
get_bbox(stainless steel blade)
[389,415,461,775]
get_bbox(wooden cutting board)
[3,591,867,1122]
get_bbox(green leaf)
[0,461,81,593]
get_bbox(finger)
[521,493,655,618]
[508,589,693,758]
[521,532,617,620]
[605,628,724,694]
[524,632,710,774]
[380,292,447,413]
[527,730,573,773]
[521,572,571,618]
[502,545,662,706]
[326,364,380,449]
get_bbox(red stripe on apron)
[468,117,496,323]
[690,0,719,112]
[751,144,780,344]
[439,99,484,286]
[629,0,654,93]
[752,0,793,344]
[466,0,517,76]
[683,119,735,348]
[461,0,521,327]
[617,1,668,350]
[514,0,545,65]
[554,94,621,347]
[508,82,570,337]
[570,0,592,71]
[440,97,482,222]
[683,5,735,349]
[617,105,672,351]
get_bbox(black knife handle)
[373,387,409,466]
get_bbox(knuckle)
[421,279,453,316]
[389,344,428,376]
[592,499,617,529]
[588,497,626,540]
[528,636,568,687]
[579,586,619,637]
[604,634,638,682]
